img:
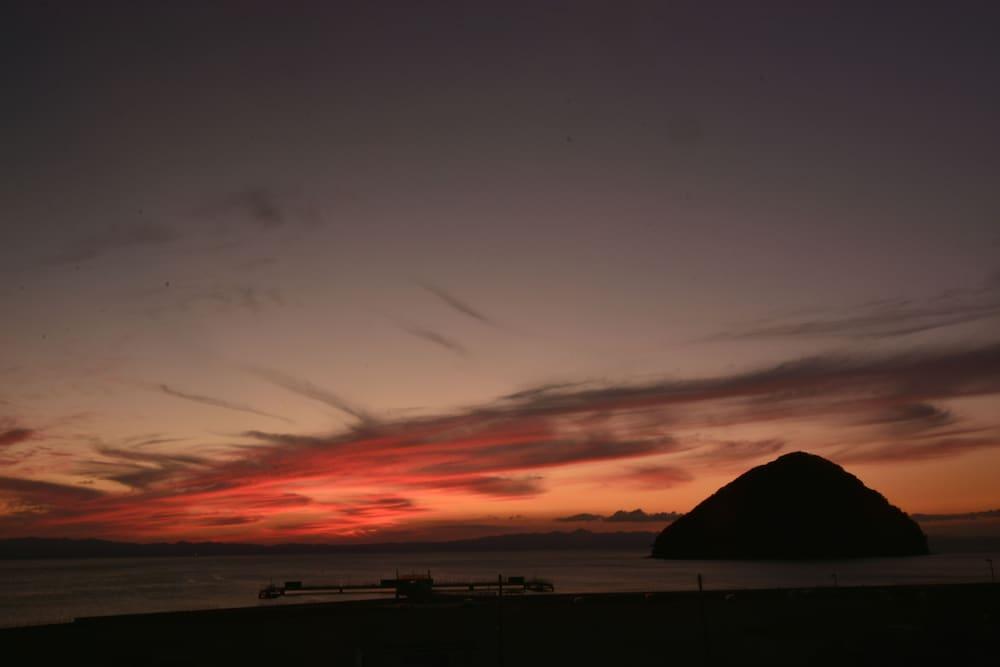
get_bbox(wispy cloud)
[502,383,586,401]
[339,495,423,519]
[138,283,285,320]
[833,437,1000,464]
[48,222,180,265]
[246,367,373,424]
[603,463,693,489]
[427,475,544,497]
[420,283,496,326]
[197,515,261,526]
[401,325,468,356]
[77,446,211,491]
[227,188,286,228]
[198,187,324,232]
[413,436,676,477]
[48,187,322,270]
[0,428,34,448]
[159,384,292,423]
[861,403,955,433]
[707,288,1000,341]
[0,476,104,507]
[681,440,785,464]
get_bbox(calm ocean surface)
[2,550,995,628]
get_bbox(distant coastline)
[1,529,997,560]
[0,530,657,560]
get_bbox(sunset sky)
[2,2,999,543]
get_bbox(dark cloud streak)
[0,475,104,505]
[401,325,468,356]
[420,283,496,326]
[429,476,544,497]
[863,403,955,432]
[834,437,1000,464]
[707,289,1000,341]
[0,428,34,448]
[159,384,292,424]
[247,367,373,425]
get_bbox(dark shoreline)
[5,582,997,666]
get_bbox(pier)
[259,572,554,600]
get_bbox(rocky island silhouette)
[652,451,929,559]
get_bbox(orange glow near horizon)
[3,344,999,543]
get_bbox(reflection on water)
[2,550,995,627]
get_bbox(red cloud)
[0,428,34,448]
[2,344,999,541]
[608,464,694,489]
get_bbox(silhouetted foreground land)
[4,583,997,666]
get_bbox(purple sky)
[2,2,999,542]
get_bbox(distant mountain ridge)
[1,523,992,561]
[653,451,929,559]
[0,530,656,560]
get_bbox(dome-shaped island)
[652,451,928,559]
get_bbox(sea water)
[1,550,995,628]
